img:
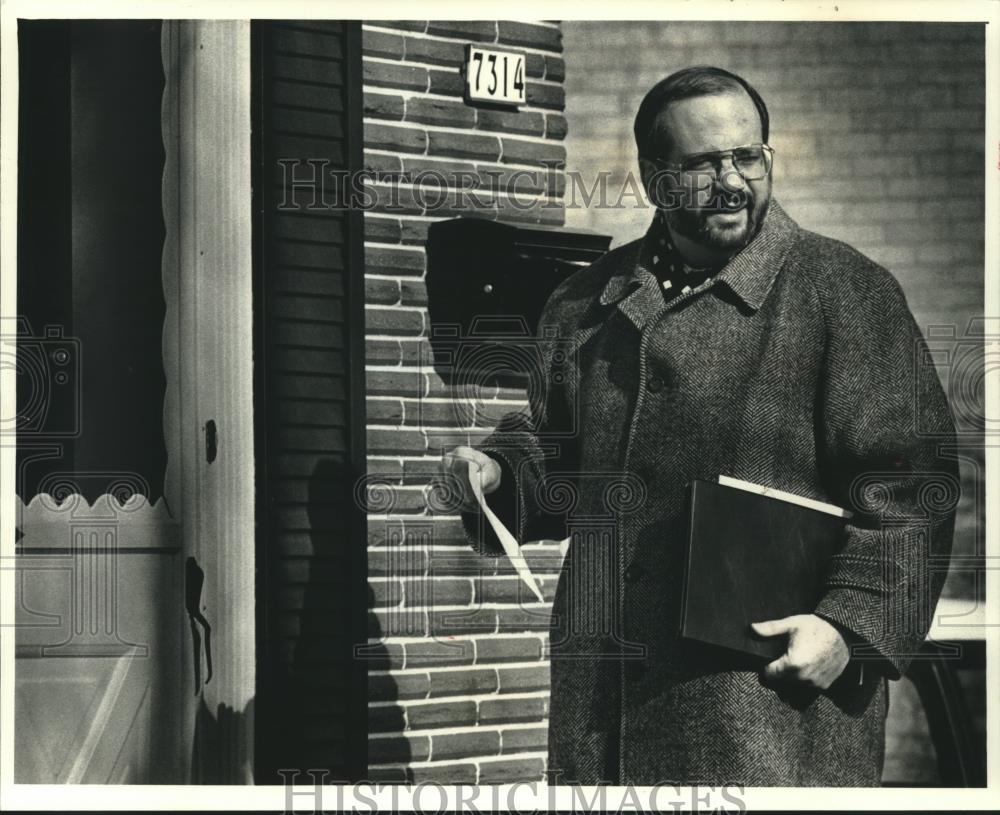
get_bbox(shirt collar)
[598,200,799,312]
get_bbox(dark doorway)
[15,19,168,504]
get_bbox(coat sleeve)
[812,265,959,680]
[459,290,575,558]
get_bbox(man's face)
[644,91,772,256]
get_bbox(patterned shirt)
[649,210,721,302]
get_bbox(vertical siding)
[254,20,367,781]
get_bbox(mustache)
[694,188,751,213]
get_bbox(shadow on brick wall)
[364,589,410,781]
[258,458,380,782]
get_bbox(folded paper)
[467,459,546,603]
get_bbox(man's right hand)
[441,446,502,512]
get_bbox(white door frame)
[161,19,256,784]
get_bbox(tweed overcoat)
[460,201,959,786]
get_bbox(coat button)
[624,564,644,583]
[646,376,664,393]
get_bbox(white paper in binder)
[467,460,547,603]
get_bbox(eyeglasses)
[653,143,775,190]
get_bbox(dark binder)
[680,478,850,661]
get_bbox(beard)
[664,182,770,255]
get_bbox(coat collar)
[598,200,799,321]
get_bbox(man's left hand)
[751,614,850,691]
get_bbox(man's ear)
[638,157,658,203]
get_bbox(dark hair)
[633,66,769,160]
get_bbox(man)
[441,66,958,786]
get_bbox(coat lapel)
[598,200,800,332]
[714,200,799,310]
[597,224,668,333]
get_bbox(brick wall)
[562,21,986,604]
[362,20,566,783]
